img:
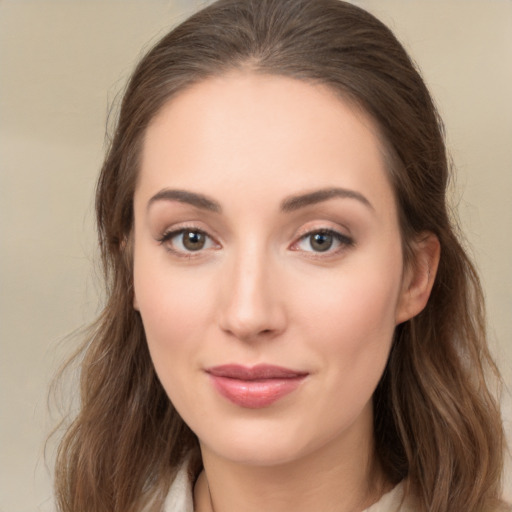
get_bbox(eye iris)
[183,230,205,251]
[310,232,333,252]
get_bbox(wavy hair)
[54,1,507,511]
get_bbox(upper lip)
[206,364,308,380]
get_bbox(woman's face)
[133,73,414,466]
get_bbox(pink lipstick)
[206,364,308,408]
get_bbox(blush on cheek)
[296,272,398,390]
[139,296,200,350]
[134,252,206,331]
[305,276,398,333]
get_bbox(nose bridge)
[218,239,285,341]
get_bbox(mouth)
[205,364,309,408]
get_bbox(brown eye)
[182,230,206,251]
[158,228,217,255]
[309,232,333,252]
[292,229,354,255]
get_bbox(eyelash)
[157,227,218,258]
[292,229,354,257]
[156,226,354,258]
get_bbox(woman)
[54,0,509,511]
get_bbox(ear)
[395,231,440,325]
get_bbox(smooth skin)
[132,72,440,512]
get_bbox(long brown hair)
[54,1,507,511]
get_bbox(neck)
[194,413,389,512]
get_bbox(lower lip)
[208,375,306,408]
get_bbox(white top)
[162,461,414,512]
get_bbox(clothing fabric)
[162,461,414,512]
[163,461,195,512]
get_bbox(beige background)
[0,1,511,510]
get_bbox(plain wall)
[0,1,510,511]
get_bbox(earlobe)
[395,232,440,325]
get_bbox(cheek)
[298,259,401,343]
[134,270,214,423]
[291,276,398,443]
[132,248,215,386]
[315,290,395,384]
[293,249,403,387]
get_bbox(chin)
[205,439,309,467]
[197,416,342,468]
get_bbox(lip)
[206,364,308,409]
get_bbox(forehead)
[137,72,395,216]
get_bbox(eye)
[158,228,218,255]
[293,229,353,254]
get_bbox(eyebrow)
[147,189,222,213]
[147,186,373,214]
[280,187,374,212]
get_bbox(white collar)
[163,461,194,512]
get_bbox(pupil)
[183,231,205,251]
[311,232,333,252]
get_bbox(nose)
[217,246,287,343]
